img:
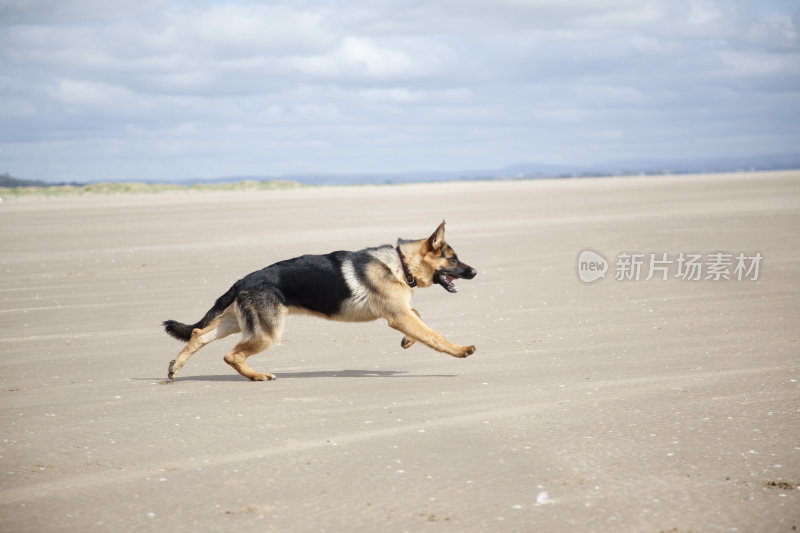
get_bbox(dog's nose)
[463,267,477,279]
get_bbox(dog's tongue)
[436,272,458,293]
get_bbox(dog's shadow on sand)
[138,369,457,383]
[279,369,457,379]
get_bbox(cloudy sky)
[1,0,799,182]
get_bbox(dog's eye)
[450,256,458,264]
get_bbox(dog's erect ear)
[427,220,446,250]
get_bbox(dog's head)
[418,221,476,293]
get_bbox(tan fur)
[359,222,476,358]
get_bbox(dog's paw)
[454,345,476,358]
[167,360,177,380]
[401,335,416,349]
[250,373,277,381]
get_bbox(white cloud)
[337,37,414,77]
[0,0,798,180]
[159,4,335,57]
[289,35,453,82]
[747,13,798,47]
[51,79,136,108]
[717,49,800,77]
[0,0,164,24]
[688,0,723,26]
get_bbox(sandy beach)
[1,171,798,532]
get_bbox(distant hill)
[1,173,49,187]
[0,173,84,188]
[4,152,799,188]
[172,152,800,186]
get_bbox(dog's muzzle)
[435,264,476,293]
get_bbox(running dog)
[163,221,477,381]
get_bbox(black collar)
[396,246,417,287]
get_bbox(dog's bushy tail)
[163,285,238,342]
[162,319,195,342]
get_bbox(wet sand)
[1,171,799,532]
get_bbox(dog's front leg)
[388,310,475,358]
[400,308,421,349]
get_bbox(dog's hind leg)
[168,306,240,379]
[223,292,285,381]
[223,336,278,381]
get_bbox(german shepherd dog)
[163,221,477,381]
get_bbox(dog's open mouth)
[435,272,459,293]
